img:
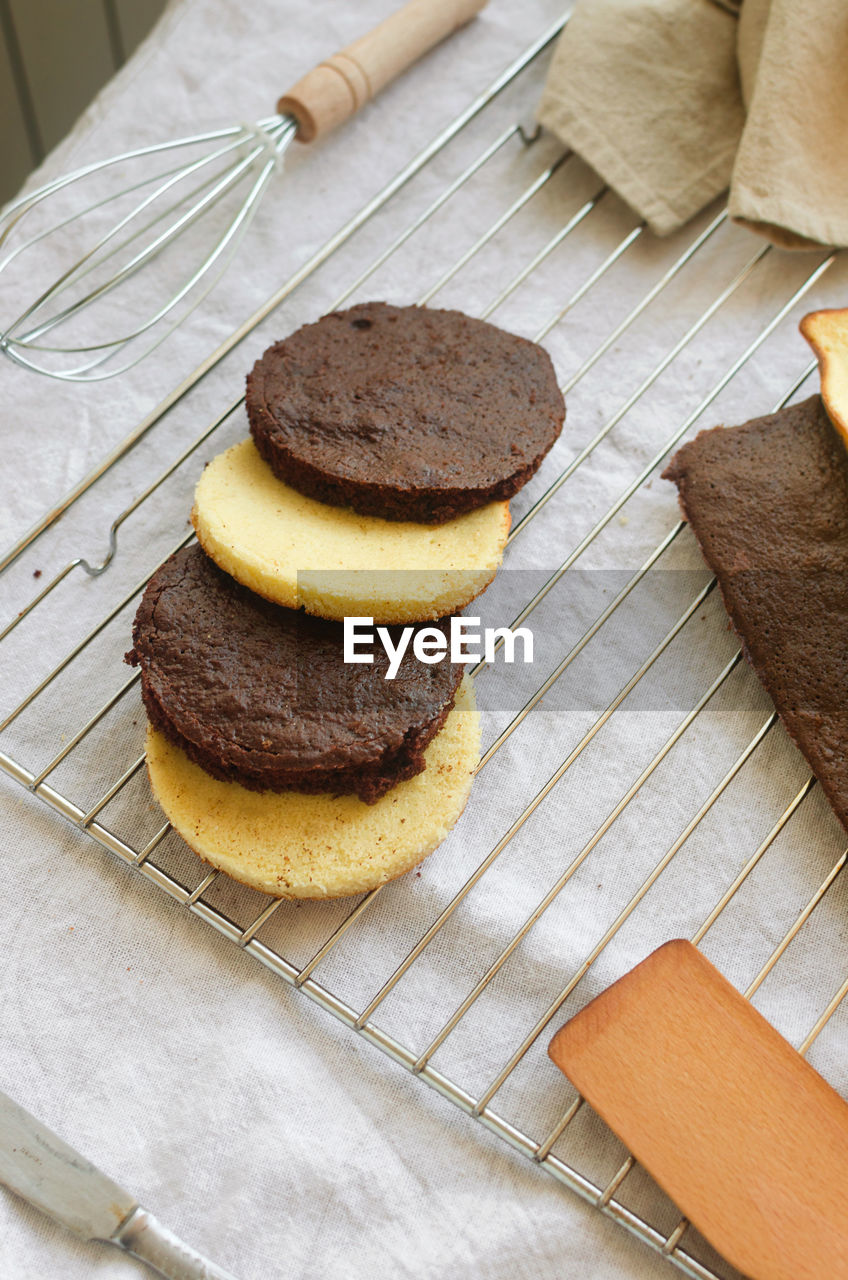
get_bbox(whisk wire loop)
[0,115,295,382]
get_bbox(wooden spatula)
[549,939,848,1280]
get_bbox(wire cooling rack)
[2,16,848,1279]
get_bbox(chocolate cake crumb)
[246,301,565,524]
[128,545,463,803]
[664,395,848,832]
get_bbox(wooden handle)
[278,0,487,143]
[549,941,848,1280]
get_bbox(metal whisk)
[0,0,485,383]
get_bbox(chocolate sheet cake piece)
[663,395,848,832]
[246,301,565,524]
[127,545,462,803]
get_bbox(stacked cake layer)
[131,302,566,897]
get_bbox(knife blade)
[0,1089,237,1278]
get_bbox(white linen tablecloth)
[2,3,848,1279]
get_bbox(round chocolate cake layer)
[127,545,463,803]
[245,301,565,524]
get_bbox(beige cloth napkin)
[537,0,848,250]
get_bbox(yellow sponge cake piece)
[145,677,480,899]
[192,439,509,625]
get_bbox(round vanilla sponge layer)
[192,439,509,624]
[145,678,480,899]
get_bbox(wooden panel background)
[0,0,167,204]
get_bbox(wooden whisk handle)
[277,0,488,143]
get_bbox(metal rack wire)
[2,18,847,1280]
